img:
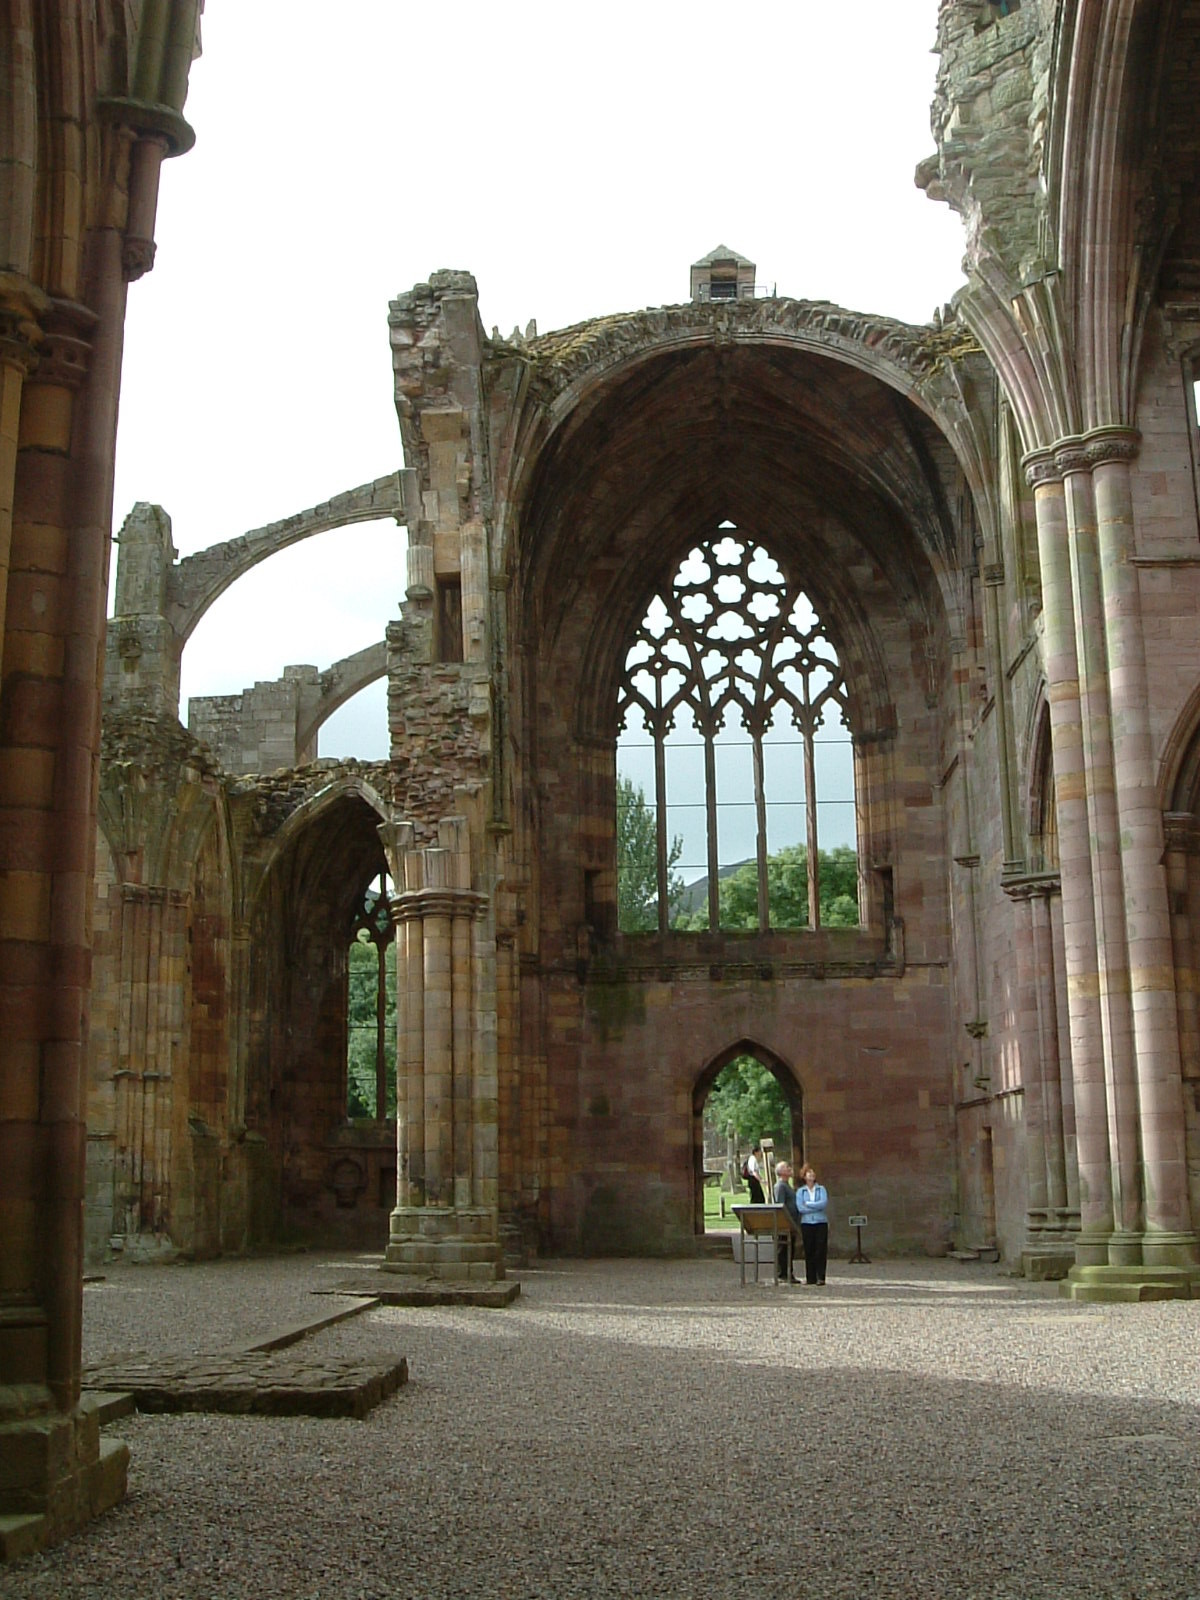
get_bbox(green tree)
[676,844,859,930]
[818,844,860,927]
[704,1055,791,1149]
[347,933,397,1117]
[616,776,684,932]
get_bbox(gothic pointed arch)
[691,1037,805,1236]
[239,781,398,1242]
[1026,692,1059,873]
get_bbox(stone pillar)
[1026,466,1113,1265]
[1049,891,1082,1225]
[0,283,131,1545]
[380,816,503,1281]
[1030,886,1071,1227]
[0,282,46,668]
[1093,443,1196,1267]
[1007,881,1050,1248]
[1030,437,1198,1300]
[421,858,452,1206]
[472,887,500,1217]
[1060,453,1141,1260]
[981,560,1021,873]
[1008,875,1075,1280]
[401,878,426,1206]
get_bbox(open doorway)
[692,1041,804,1234]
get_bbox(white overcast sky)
[112,2,967,761]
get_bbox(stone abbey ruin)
[5,0,1200,1554]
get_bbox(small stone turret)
[104,502,183,718]
[689,245,757,303]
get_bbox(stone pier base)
[0,1396,128,1562]
[1061,1265,1200,1303]
[383,1206,505,1282]
[1021,1246,1075,1282]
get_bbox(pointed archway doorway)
[692,1040,804,1236]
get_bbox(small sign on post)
[847,1214,870,1264]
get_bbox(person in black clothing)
[773,1160,802,1282]
[744,1141,766,1204]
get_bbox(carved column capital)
[1077,426,1140,470]
[1024,428,1142,487]
[389,887,489,925]
[95,97,196,158]
[1054,442,1092,476]
[0,276,49,377]
[122,237,158,283]
[1022,448,1060,488]
[30,298,99,392]
[1002,870,1062,903]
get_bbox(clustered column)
[379,816,504,1281]
[1026,462,1113,1266]
[1025,431,1199,1294]
[1005,876,1077,1277]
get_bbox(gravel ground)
[9,1254,1200,1599]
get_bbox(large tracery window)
[616,525,858,933]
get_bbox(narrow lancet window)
[616,527,857,932]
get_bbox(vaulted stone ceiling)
[516,339,967,725]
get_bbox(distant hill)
[677,859,754,914]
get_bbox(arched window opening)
[347,872,397,1119]
[616,526,858,932]
[1030,707,1059,873]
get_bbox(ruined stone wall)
[88,716,238,1263]
[189,667,319,775]
[386,623,490,834]
[552,960,956,1257]
[922,0,1053,283]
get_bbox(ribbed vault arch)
[507,342,962,783]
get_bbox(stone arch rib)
[166,474,403,646]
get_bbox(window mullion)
[704,725,720,930]
[752,726,769,930]
[375,932,387,1118]
[803,689,821,928]
[654,716,669,934]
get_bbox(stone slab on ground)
[82,1351,407,1419]
[244,1295,376,1351]
[82,1390,136,1427]
[324,1269,521,1307]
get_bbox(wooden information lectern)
[731,1203,796,1286]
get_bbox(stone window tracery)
[616,526,857,933]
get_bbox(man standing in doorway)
[773,1161,802,1283]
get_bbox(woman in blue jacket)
[796,1164,829,1285]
